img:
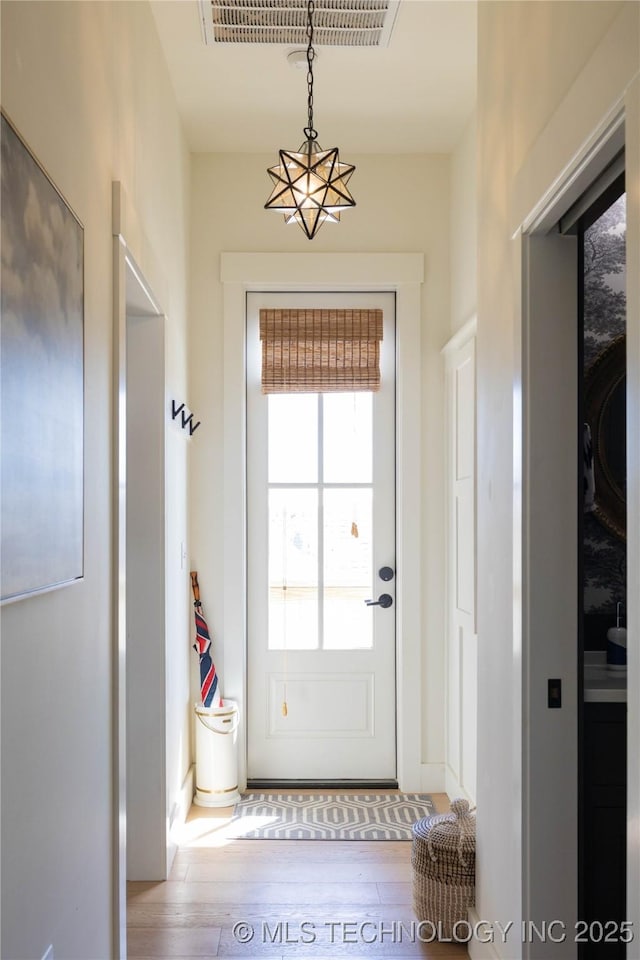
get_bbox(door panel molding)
[267,673,374,739]
[443,317,477,804]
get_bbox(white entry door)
[247,291,396,781]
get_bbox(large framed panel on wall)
[1,113,84,603]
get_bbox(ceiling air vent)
[198,0,401,47]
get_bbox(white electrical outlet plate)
[42,946,54,960]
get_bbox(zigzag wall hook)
[170,399,201,437]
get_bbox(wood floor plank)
[172,840,412,864]
[279,953,466,959]
[128,879,383,905]
[127,926,221,958]
[215,921,468,958]
[127,902,438,929]
[184,860,411,883]
[377,883,413,905]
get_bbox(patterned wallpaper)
[583,192,626,628]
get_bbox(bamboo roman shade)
[260,308,383,393]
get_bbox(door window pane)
[268,394,317,483]
[323,393,372,483]
[323,488,373,650]
[268,488,318,650]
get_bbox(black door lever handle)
[365,593,393,609]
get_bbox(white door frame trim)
[519,230,579,956]
[221,252,424,791]
[112,181,169,957]
[515,85,639,947]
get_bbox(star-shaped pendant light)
[265,0,356,240]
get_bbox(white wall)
[188,152,451,787]
[0,3,190,957]
[450,111,477,336]
[475,3,639,957]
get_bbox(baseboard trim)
[419,762,445,793]
[167,764,195,873]
[467,908,502,960]
[176,764,195,822]
[445,763,475,804]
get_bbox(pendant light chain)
[264,0,355,239]
[304,0,317,141]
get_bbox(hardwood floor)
[127,793,468,959]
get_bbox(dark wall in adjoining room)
[583,193,626,649]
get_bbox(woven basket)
[411,798,476,941]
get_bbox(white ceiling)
[150,0,477,154]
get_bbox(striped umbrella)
[190,571,221,708]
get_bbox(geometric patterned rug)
[228,793,435,840]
